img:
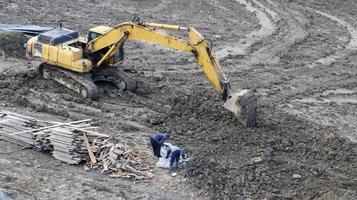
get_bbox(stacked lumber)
[48,128,87,164]
[34,130,52,151]
[0,111,154,180]
[0,112,38,147]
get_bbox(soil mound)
[0,31,27,58]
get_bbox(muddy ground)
[0,0,356,199]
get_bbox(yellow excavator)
[26,19,257,127]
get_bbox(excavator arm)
[87,22,257,127]
[87,22,229,99]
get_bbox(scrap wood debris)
[0,111,154,180]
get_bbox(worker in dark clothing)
[150,132,169,158]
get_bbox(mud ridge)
[216,0,277,58]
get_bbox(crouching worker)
[150,132,169,158]
[166,144,182,174]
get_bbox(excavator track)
[39,63,99,100]
[91,67,137,92]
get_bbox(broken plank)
[101,152,109,172]
[0,111,37,121]
[83,133,97,164]
[73,129,110,138]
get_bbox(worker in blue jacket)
[150,132,169,158]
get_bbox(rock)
[163,105,172,110]
[149,118,163,125]
[249,157,263,164]
[292,174,302,179]
[145,171,155,179]
[83,165,90,171]
[189,117,197,123]
[154,76,163,82]
[58,184,67,189]
[186,130,193,135]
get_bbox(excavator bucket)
[224,89,257,127]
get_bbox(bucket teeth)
[224,89,257,127]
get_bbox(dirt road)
[0,0,356,199]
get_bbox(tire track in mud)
[227,1,357,143]
[128,0,173,13]
[244,0,307,65]
[221,0,309,92]
[216,0,277,58]
[304,7,357,68]
[265,0,279,7]
[314,10,357,50]
[275,5,357,142]
[219,0,310,71]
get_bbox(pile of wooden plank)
[0,111,154,180]
[48,128,87,164]
[0,112,38,147]
[88,141,154,180]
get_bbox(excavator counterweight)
[25,21,257,127]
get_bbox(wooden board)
[83,133,97,164]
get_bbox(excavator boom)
[87,22,227,96]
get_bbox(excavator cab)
[87,26,112,43]
[86,26,124,65]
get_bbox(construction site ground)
[0,0,356,199]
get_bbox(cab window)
[87,32,101,42]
